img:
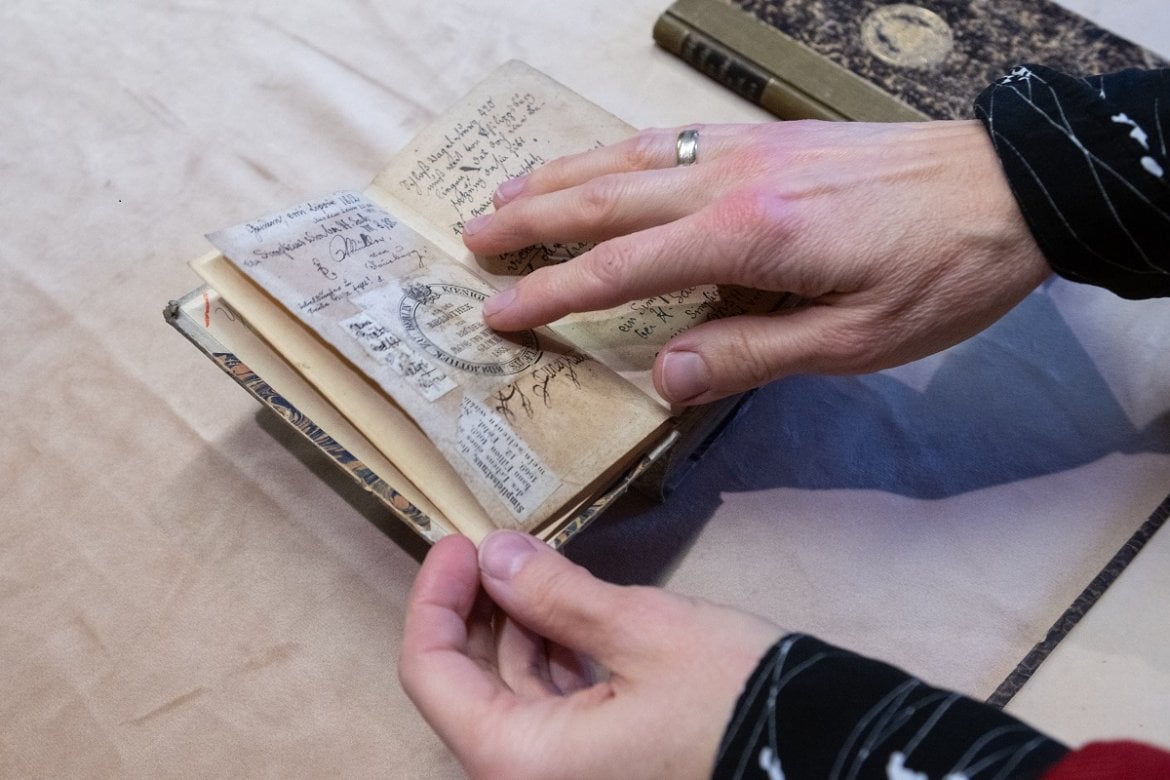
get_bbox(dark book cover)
[657,0,1169,120]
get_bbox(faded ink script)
[392,88,595,277]
[213,191,431,315]
[209,191,644,524]
[396,90,549,226]
[612,285,783,345]
[207,191,465,403]
[340,310,457,402]
[381,75,784,369]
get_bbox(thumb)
[655,307,872,404]
[478,530,640,664]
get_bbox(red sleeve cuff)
[1043,740,1170,779]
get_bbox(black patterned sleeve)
[974,65,1170,299]
[713,634,1068,780]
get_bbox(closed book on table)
[654,0,1168,120]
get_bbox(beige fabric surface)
[3,0,1169,776]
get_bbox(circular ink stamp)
[398,283,541,376]
[861,4,953,68]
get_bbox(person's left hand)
[399,530,782,779]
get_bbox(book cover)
[655,0,1169,120]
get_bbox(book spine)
[164,290,448,545]
[654,0,928,122]
[653,11,846,121]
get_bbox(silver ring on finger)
[676,128,700,166]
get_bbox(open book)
[170,61,779,546]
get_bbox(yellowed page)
[176,286,458,542]
[205,193,669,531]
[367,60,631,259]
[190,252,499,541]
[368,60,784,406]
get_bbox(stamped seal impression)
[398,283,541,376]
[861,4,954,68]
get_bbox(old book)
[169,61,772,547]
[654,0,1169,121]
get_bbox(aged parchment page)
[171,286,459,541]
[190,251,500,539]
[368,60,782,405]
[206,192,669,529]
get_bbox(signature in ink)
[313,257,338,280]
[329,232,386,262]
[493,383,534,422]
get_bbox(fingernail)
[495,176,526,205]
[482,286,517,318]
[661,351,711,403]
[479,530,543,581]
[463,214,491,236]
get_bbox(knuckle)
[720,330,787,389]
[520,560,580,614]
[487,205,541,247]
[517,556,614,634]
[594,586,680,655]
[802,315,885,374]
[621,128,672,170]
[705,188,802,281]
[396,654,416,691]
[841,323,887,366]
[580,238,638,290]
[619,585,688,628]
[722,138,771,173]
[710,188,791,237]
[575,175,626,226]
[614,584,660,618]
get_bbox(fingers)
[465,125,746,254]
[494,615,597,696]
[654,305,875,404]
[494,125,743,204]
[495,127,688,205]
[483,190,789,331]
[477,530,646,666]
[465,166,706,251]
[398,535,506,737]
[546,642,596,694]
[495,615,562,697]
[400,534,481,659]
[465,589,501,670]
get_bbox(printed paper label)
[455,395,559,522]
[339,311,457,402]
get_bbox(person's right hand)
[399,531,782,779]
[464,119,1052,405]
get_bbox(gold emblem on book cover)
[861,4,953,68]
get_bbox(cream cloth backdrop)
[2,0,1169,776]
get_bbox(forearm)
[975,65,1170,299]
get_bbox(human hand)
[463,120,1052,404]
[399,531,781,779]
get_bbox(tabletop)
[3,0,1168,775]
